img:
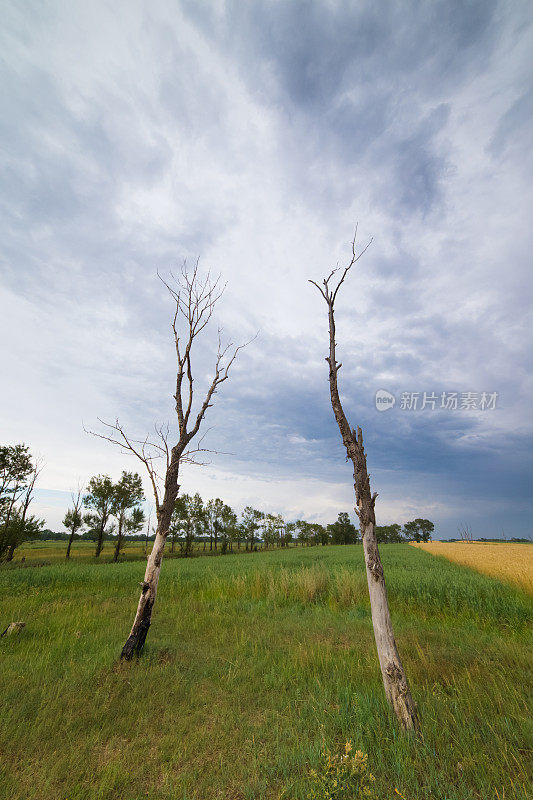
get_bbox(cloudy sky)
[1,0,532,538]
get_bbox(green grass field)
[0,544,531,799]
[11,539,215,564]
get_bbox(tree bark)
[311,255,419,732]
[334,386,418,731]
[113,515,124,563]
[95,521,105,558]
[120,461,179,660]
[350,429,419,731]
[361,518,418,727]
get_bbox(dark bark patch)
[120,597,154,660]
[369,560,384,581]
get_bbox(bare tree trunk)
[352,430,419,731]
[361,518,417,723]
[113,515,123,563]
[95,521,105,558]
[310,236,419,732]
[120,464,179,660]
[66,533,74,559]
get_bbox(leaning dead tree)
[309,232,419,732]
[90,262,247,659]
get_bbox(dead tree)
[89,262,247,659]
[309,232,419,732]
[458,524,473,543]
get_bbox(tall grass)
[203,564,365,606]
[0,545,531,799]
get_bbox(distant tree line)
[62,492,435,556]
[443,537,530,543]
[1,445,436,562]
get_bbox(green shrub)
[308,741,375,799]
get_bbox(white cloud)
[1,0,532,538]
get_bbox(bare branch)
[307,279,328,301]
[84,419,162,512]
[309,227,373,309]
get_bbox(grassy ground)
[0,544,531,799]
[412,542,533,595]
[13,539,222,564]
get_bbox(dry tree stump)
[1,622,26,637]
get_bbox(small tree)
[313,523,330,546]
[273,513,286,547]
[169,493,191,556]
[111,472,145,562]
[0,445,43,561]
[1,445,32,531]
[3,510,43,560]
[295,520,311,547]
[403,519,434,543]
[285,521,297,547]
[83,475,115,557]
[415,519,434,542]
[263,513,277,549]
[242,506,262,551]
[189,492,206,554]
[234,522,246,550]
[310,232,419,731]
[63,487,84,559]
[169,495,185,554]
[329,512,358,544]
[220,504,237,553]
[389,523,404,543]
[376,524,404,543]
[207,497,224,551]
[90,264,248,658]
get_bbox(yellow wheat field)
[411,542,533,595]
